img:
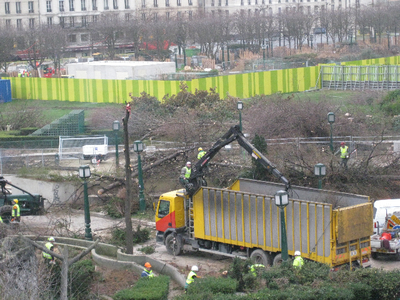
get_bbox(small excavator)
[0,176,45,222]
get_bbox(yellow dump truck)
[155,126,373,268]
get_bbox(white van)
[373,199,400,234]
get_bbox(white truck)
[82,145,108,162]
[371,210,400,259]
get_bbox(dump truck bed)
[192,179,372,266]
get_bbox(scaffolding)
[320,65,400,90]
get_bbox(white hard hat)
[48,237,55,242]
[294,251,301,256]
[186,161,192,166]
[191,265,199,271]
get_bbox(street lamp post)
[261,43,266,70]
[227,45,230,68]
[221,43,225,66]
[133,140,146,212]
[310,34,314,49]
[387,31,390,49]
[174,48,178,70]
[183,44,187,67]
[237,101,243,132]
[113,120,120,168]
[275,190,289,262]
[327,112,335,153]
[314,163,326,189]
[79,165,93,241]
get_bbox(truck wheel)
[371,252,378,260]
[250,249,272,266]
[273,254,284,266]
[166,234,182,256]
[0,205,12,222]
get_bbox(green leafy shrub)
[133,224,151,244]
[349,268,400,300]
[113,275,170,300]
[19,127,39,135]
[69,259,96,300]
[346,282,372,300]
[105,197,124,218]
[187,277,237,295]
[248,284,353,300]
[49,259,96,300]
[228,257,252,291]
[110,225,151,247]
[110,227,126,247]
[138,245,155,254]
[380,90,400,116]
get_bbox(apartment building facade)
[0,0,370,57]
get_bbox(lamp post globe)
[314,163,326,189]
[237,101,243,132]
[113,120,120,168]
[327,112,335,153]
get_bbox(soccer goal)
[58,135,108,160]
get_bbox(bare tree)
[0,26,16,73]
[124,14,145,60]
[144,16,172,61]
[18,26,48,72]
[43,25,67,77]
[91,12,124,60]
[122,103,134,254]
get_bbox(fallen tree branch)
[97,148,195,195]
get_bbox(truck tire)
[371,252,378,260]
[250,249,272,266]
[0,205,12,222]
[273,253,284,266]
[166,234,183,256]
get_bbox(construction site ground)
[18,206,400,299]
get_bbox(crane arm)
[187,125,290,195]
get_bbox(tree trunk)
[60,246,69,300]
[123,106,134,254]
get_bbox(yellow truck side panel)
[336,203,374,244]
[193,187,333,265]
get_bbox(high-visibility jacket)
[340,146,349,159]
[197,150,206,160]
[12,204,20,217]
[250,264,265,276]
[186,271,197,285]
[141,269,154,278]
[0,216,3,223]
[43,242,54,260]
[293,256,304,268]
[183,167,191,179]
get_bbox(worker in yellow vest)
[11,199,20,222]
[43,237,56,264]
[185,265,199,292]
[179,161,192,188]
[293,251,304,269]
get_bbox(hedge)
[113,275,170,300]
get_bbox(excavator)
[0,176,45,222]
[155,125,291,259]
[183,125,290,195]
